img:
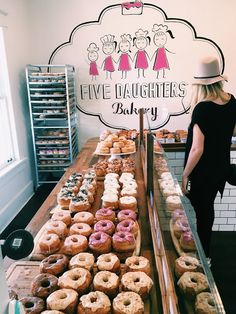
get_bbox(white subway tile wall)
[165,151,236,231]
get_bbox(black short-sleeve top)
[185,94,236,184]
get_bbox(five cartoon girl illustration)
[133,28,151,78]
[87,43,99,81]
[118,34,132,79]
[100,35,117,79]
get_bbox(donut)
[119,172,134,183]
[117,209,137,222]
[95,208,116,222]
[58,267,92,295]
[162,186,179,198]
[113,291,144,314]
[122,180,138,190]
[120,187,137,198]
[69,222,92,237]
[46,288,78,314]
[110,147,121,154]
[40,254,69,276]
[31,273,58,298]
[101,194,119,209]
[171,209,186,222]
[125,256,151,276]
[93,270,119,297]
[57,190,73,208]
[177,271,209,299]
[78,189,94,204]
[121,145,135,153]
[195,292,217,314]
[89,231,112,254]
[179,231,196,251]
[39,233,61,254]
[103,188,119,196]
[61,234,88,255]
[121,271,153,299]
[41,311,64,314]
[105,172,120,180]
[73,211,94,226]
[165,195,182,211]
[97,253,121,274]
[173,218,190,239]
[78,291,111,314]
[159,179,175,191]
[175,256,200,278]
[69,195,91,213]
[51,210,72,226]
[119,196,137,211]
[20,296,45,314]
[94,220,115,236]
[80,182,96,195]
[116,219,138,237]
[44,220,68,238]
[69,252,95,272]
[112,231,136,253]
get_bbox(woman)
[182,56,236,259]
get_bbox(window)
[0,27,17,170]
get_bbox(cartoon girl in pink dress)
[118,34,132,79]
[133,28,151,78]
[87,43,99,81]
[152,24,175,79]
[101,34,117,79]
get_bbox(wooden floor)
[1,184,236,314]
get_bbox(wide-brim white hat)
[193,56,227,85]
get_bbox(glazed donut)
[97,253,121,274]
[51,210,72,226]
[119,196,137,211]
[44,220,68,238]
[113,291,144,314]
[195,292,217,314]
[95,208,116,222]
[58,267,92,295]
[175,255,201,278]
[40,254,69,276]
[117,209,137,222]
[73,211,94,226]
[173,218,190,239]
[78,291,111,314]
[121,271,153,299]
[31,273,58,298]
[69,252,95,272]
[39,233,61,254]
[116,219,138,237]
[125,256,151,276]
[20,296,45,314]
[69,222,92,237]
[112,231,136,252]
[171,209,186,222]
[93,270,119,297]
[180,231,196,252]
[61,234,88,255]
[177,271,209,299]
[46,288,78,314]
[94,220,115,236]
[89,231,112,254]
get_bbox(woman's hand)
[182,175,189,195]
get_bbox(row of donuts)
[92,156,135,177]
[20,253,153,314]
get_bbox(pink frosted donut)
[117,209,137,222]
[171,209,186,222]
[112,231,136,252]
[94,220,115,236]
[173,218,190,239]
[116,219,138,236]
[89,231,112,254]
[95,208,116,222]
[180,231,196,252]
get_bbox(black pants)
[189,180,220,257]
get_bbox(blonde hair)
[190,81,227,113]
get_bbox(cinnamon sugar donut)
[117,209,137,222]
[89,231,112,254]
[78,291,111,314]
[39,233,61,254]
[46,288,78,314]
[61,234,88,255]
[195,292,217,314]
[69,223,92,237]
[112,232,136,252]
[20,296,45,314]
[51,211,72,226]
[177,272,209,299]
[125,256,150,276]
[58,267,92,295]
[31,273,58,298]
[97,253,121,274]
[119,196,137,211]
[93,270,119,297]
[116,219,138,236]
[95,208,116,222]
[73,211,94,226]
[121,271,153,299]
[69,252,95,271]
[94,220,115,235]
[40,254,69,276]
[175,256,200,278]
[113,291,144,314]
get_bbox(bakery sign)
[49,1,225,130]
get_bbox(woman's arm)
[182,124,204,194]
